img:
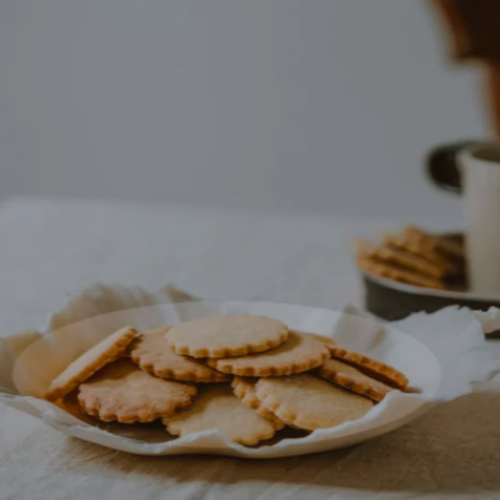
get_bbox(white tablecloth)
[4,197,497,500]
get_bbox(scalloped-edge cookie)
[307,333,336,346]
[45,326,138,401]
[356,255,446,289]
[353,238,448,279]
[381,231,457,272]
[163,384,284,445]
[167,315,289,358]
[78,359,197,423]
[208,331,329,376]
[130,327,229,383]
[231,377,285,423]
[254,373,374,431]
[315,357,393,402]
[403,226,465,260]
[329,346,409,390]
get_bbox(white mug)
[428,141,500,294]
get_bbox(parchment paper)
[1,285,499,459]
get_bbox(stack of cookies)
[44,315,410,446]
[353,225,466,290]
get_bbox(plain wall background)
[0,0,487,218]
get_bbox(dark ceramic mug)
[427,140,479,194]
[428,140,500,294]
[360,141,500,322]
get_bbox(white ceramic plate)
[0,300,442,459]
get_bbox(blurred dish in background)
[353,227,500,321]
[353,226,466,292]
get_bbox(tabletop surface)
[0,196,421,334]
[2,197,488,500]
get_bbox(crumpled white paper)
[391,307,500,399]
[0,284,499,458]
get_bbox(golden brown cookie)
[78,359,197,423]
[163,384,284,445]
[329,346,408,390]
[167,315,289,358]
[130,327,230,383]
[403,226,465,260]
[231,377,285,423]
[381,231,457,272]
[353,239,447,278]
[356,255,446,289]
[306,333,337,350]
[45,326,138,401]
[254,374,374,431]
[315,357,393,402]
[207,331,330,376]
[165,285,197,302]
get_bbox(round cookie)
[315,357,393,402]
[167,315,289,358]
[329,346,409,390]
[307,333,337,348]
[78,359,197,423]
[163,384,284,445]
[254,373,374,431]
[130,327,229,383]
[231,377,285,423]
[208,331,330,376]
[45,326,138,401]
